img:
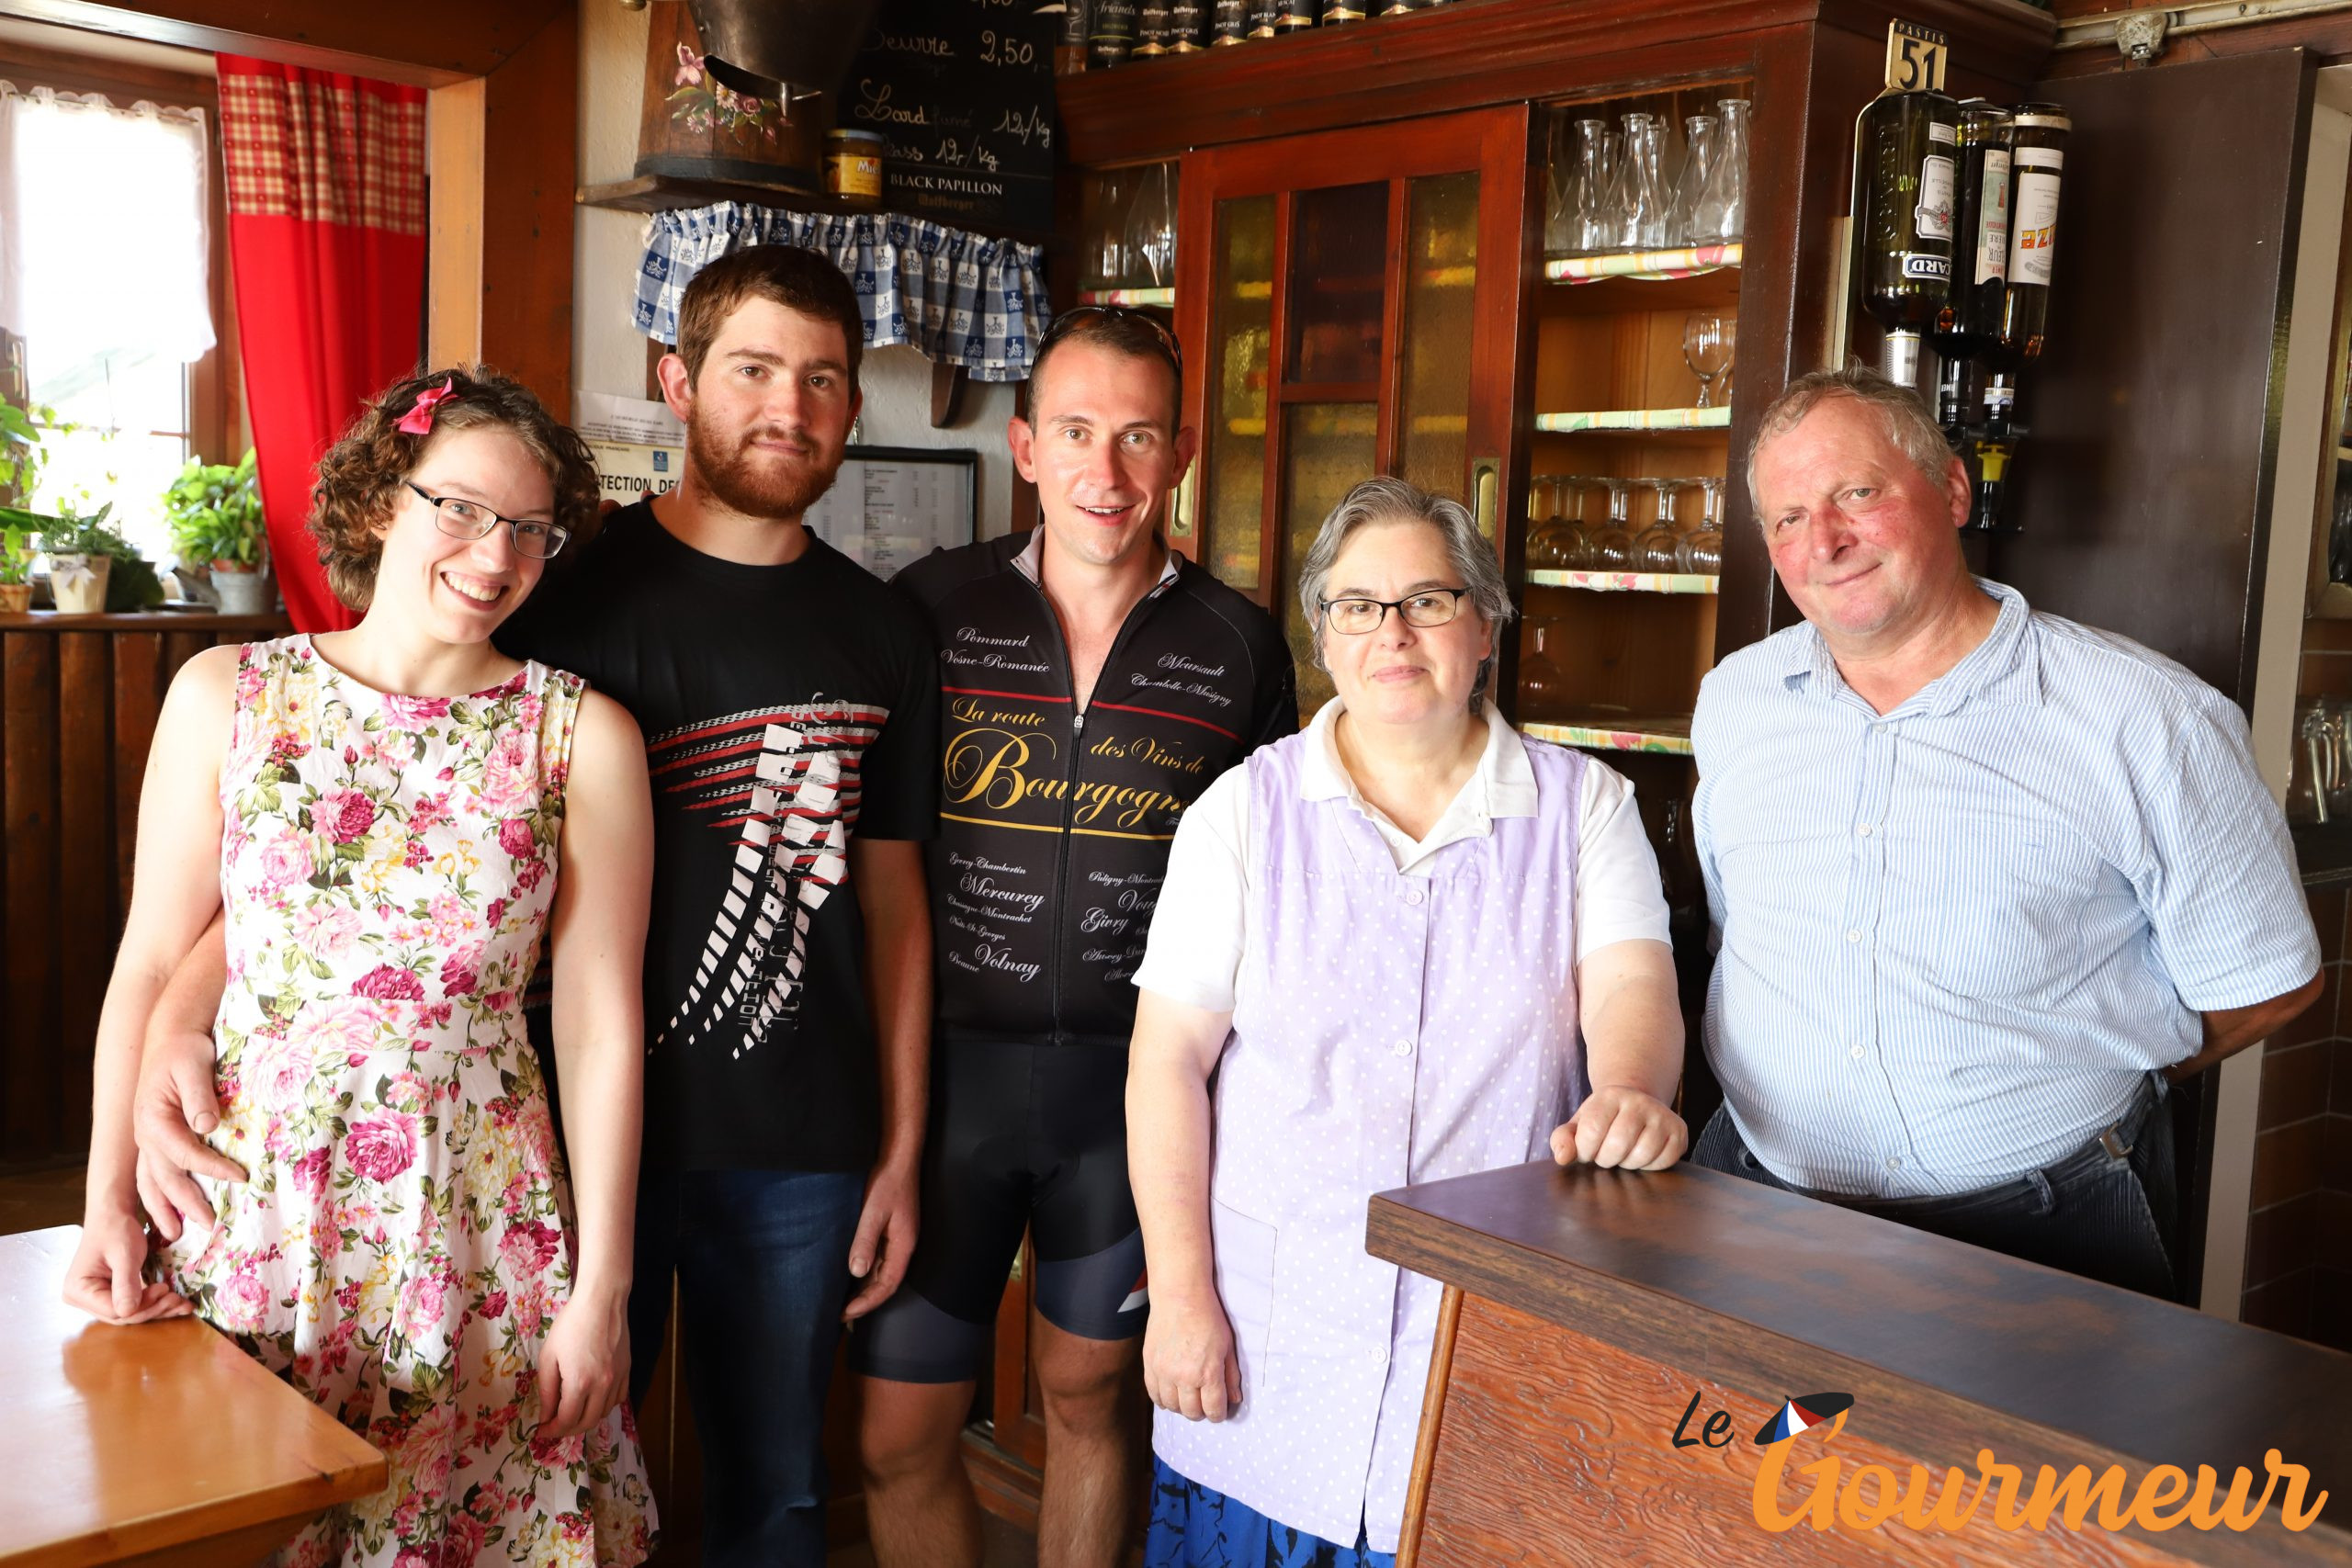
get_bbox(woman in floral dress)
[66,368,659,1566]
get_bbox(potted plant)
[36,506,164,614]
[0,523,32,614]
[40,505,121,613]
[164,449,269,614]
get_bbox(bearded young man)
[130,246,942,1568]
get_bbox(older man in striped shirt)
[1690,367,2321,1299]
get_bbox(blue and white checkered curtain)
[633,203,1048,383]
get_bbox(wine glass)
[1683,313,1735,408]
[1668,114,1716,248]
[1126,162,1178,289]
[1520,621,1569,719]
[1633,479,1688,572]
[1526,476,1567,568]
[1588,479,1636,571]
[1554,476,1600,568]
[1680,478,1725,574]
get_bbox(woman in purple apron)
[1128,476,1689,1566]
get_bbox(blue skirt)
[1145,1458,1397,1568]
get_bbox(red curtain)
[215,57,427,633]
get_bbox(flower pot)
[50,553,111,614]
[210,564,273,615]
[0,582,29,614]
[171,563,218,606]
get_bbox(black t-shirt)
[501,500,940,1173]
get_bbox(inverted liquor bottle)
[1983,104,2072,430]
[1929,102,2013,434]
[1856,86,1961,390]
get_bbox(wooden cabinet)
[1171,106,1533,714]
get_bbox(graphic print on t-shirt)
[648,698,888,1060]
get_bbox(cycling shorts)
[850,1037,1147,1383]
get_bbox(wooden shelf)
[1525,570,1718,593]
[1077,287,1176,306]
[1519,716,1694,755]
[1545,243,1741,283]
[1535,407,1732,433]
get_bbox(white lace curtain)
[0,81,216,367]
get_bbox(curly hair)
[309,366,601,612]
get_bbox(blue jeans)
[1690,1083,2176,1299]
[631,1167,867,1568]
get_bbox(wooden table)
[1369,1160,2352,1568]
[0,1226,386,1567]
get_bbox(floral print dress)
[163,636,657,1567]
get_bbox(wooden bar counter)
[1368,1160,2352,1567]
[0,1226,384,1566]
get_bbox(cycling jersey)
[853,531,1295,1380]
[892,529,1296,1048]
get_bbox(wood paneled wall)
[0,615,285,1168]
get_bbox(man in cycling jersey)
[855,307,1295,1567]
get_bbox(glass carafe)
[1520,621,1569,720]
[1633,479,1688,572]
[1690,98,1748,245]
[1571,119,1614,256]
[1680,478,1725,574]
[1126,162,1178,288]
[1611,113,1668,251]
[1543,113,1578,259]
[1588,479,1636,571]
[1089,170,1134,288]
[1668,114,1716,248]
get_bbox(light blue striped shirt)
[1693,580,2318,1198]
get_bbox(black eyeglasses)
[1036,304,1183,380]
[1317,588,1473,636]
[406,482,571,560]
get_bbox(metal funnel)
[688,0,884,99]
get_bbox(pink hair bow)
[396,378,458,435]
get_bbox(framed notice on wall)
[804,446,978,579]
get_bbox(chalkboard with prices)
[841,0,1059,238]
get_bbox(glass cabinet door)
[1173,106,1532,721]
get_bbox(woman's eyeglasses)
[406,482,571,560]
[1317,588,1473,636]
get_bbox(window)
[0,51,234,571]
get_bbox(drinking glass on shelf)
[1683,313,1736,408]
[1588,479,1637,571]
[1668,114,1716,248]
[1089,170,1134,288]
[1543,113,1578,260]
[1525,476,1566,568]
[1680,478,1725,575]
[1555,476,1601,568]
[1521,621,1569,720]
[1611,113,1668,251]
[1633,479,1688,572]
[1126,162,1178,289]
[1690,97,1749,244]
[1572,119,1614,256]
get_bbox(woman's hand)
[62,1206,190,1325]
[1551,1085,1688,1172]
[1143,1289,1243,1423]
[537,1281,630,1441]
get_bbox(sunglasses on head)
[1035,304,1184,381]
